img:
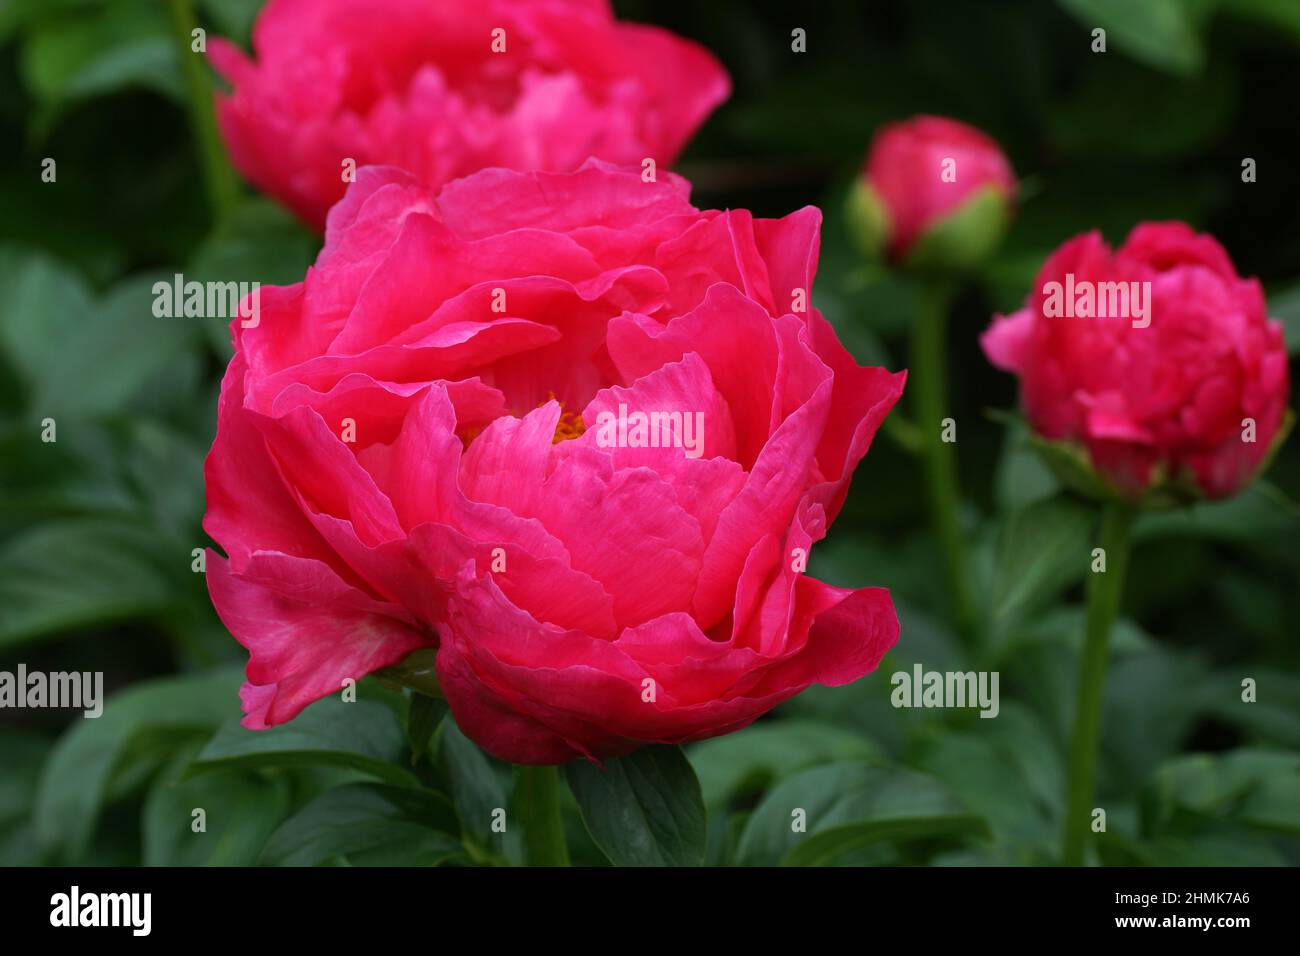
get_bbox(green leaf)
[1270,282,1300,355]
[1103,647,1212,784]
[1056,0,1205,75]
[0,250,199,419]
[1049,56,1235,162]
[0,518,177,649]
[1004,612,1209,763]
[19,0,183,134]
[0,0,99,44]
[121,419,208,543]
[0,729,53,865]
[1218,0,1300,46]
[199,0,265,46]
[407,693,448,765]
[0,729,47,826]
[143,747,292,866]
[565,745,706,867]
[912,703,1063,861]
[784,814,987,866]
[1143,749,1300,838]
[438,721,513,856]
[193,696,417,786]
[35,275,199,419]
[705,808,752,868]
[1207,668,1300,748]
[687,719,883,809]
[36,668,243,861]
[992,493,1095,622]
[187,199,320,289]
[994,419,1061,512]
[1099,828,1289,866]
[1135,480,1300,546]
[261,783,463,867]
[734,763,985,867]
[0,246,94,390]
[187,199,320,356]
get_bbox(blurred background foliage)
[1,0,1297,867]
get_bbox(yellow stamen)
[545,391,586,444]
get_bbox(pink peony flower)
[203,161,906,764]
[851,114,1016,266]
[208,0,729,230]
[982,222,1291,500]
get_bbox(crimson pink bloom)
[209,0,729,230]
[203,161,906,764]
[982,222,1290,500]
[860,114,1016,262]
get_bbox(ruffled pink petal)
[435,161,695,239]
[980,307,1034,373]
[207,550,429,728]
[607,284,781,467]
[203,353,332,571]
[577,353,743,539]
[530,445,704,628]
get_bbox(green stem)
[516,766,570,867]
[909,280,976,644]
[166,0,239,223]
[1061,502,1133,866]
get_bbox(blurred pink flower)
[210,0,730,228]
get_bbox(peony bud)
[982,222,1292,505]
[848,115,1016,273]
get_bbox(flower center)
[548,394,586,444]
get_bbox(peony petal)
[207,550,429,728]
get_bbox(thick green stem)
[1061,502,1133,866]
[166,0,239,223]
[516,766,570,867]
[909,281,975,644]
